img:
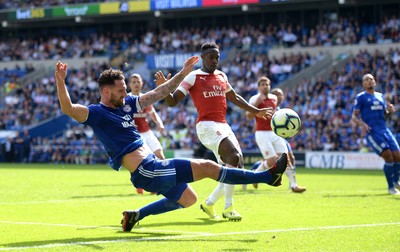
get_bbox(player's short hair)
[257,76,270,86]
[271,88,283,95]
[362,73,374,81]
[201,42,219,54]
[98,68,125,90]
[129,73,142,83]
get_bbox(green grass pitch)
[0,163,399,251]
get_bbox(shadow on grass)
[2,225,257,249]
[74,218,225,232]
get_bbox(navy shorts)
[130,154,193,201]
[366,128,399,155]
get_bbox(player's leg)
[218,136,243,221]
[284,140,306,193]
[368,132,399,195]
[392,150,400,190]
[253,131,279,189]
[144,130,166,160]
[122,184,195,231]
[195,122,236,220]
[201,183,224,220]
[385,130,400,190]
[122,155,288,230]
[380,149,398,194]
[153,149,165,159]
[254,131,278,172]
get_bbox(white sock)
[224,184,234,209]
[255,160,268,172]
[285,168,297,188]
[206,183,224,205]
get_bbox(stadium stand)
[0,0,399,163]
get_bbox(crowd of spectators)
[124,14,400,62]
[0,61,108,130]
[1,13,399,63]
[2,47,399,164]
[280,48,400,152]
[0,33,133,62]
[1,14,400,164]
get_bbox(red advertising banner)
[202,0,259,7]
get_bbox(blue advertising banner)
[146,52,226,69]
[150,0,201,10]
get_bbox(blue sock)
[250,160,262,171]
[383,162,395,189]
[217,167,272,184]
[393,162,400,185]
[138,198,182,221]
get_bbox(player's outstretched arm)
[351,109,370,135]
[55,61,88,122]
[154,71,186,107]
[149,108,165,134]
[226,90,272,119]
[140,56,199,108]
[246,94,266,120]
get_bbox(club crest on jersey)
[123,105,132,113]
[161,160,170,166]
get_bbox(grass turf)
[0,163,399,251]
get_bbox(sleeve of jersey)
[353,95,361,110]
[176,72,196,95]
[222,72,232,93]
[127,95,141,113]
[83,105,99,126]
[248,95,257,106]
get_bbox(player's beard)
[110,94,125,108]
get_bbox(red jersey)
[249,93,277,131]
[177,69,232,124]
[133,105,153,133]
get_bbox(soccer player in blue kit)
[351,73,400,195]
[54,56,288,232]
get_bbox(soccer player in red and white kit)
[129,73,166,194]
[155,42,272,221]
[246,77,305,192]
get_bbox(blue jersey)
[82,95,144,171]
[353,91,387,133]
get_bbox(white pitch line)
[0,222,399,251]
[0,220,208,234]
[0,197,127,205]
[0,220,116,230]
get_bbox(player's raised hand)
[387,103,395,113]
[55,61,68,82]
[255,107,273,119]
[154,71,171,86]
[181,55,199,76]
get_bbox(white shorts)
[255,131,288,159]
[140,130,163,153]
[196,121,242,163]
